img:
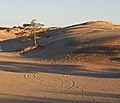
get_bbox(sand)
[0,21,120,103]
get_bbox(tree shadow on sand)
[0,61,120,78]
[51,91,120,100]
[110,57,120,63]
[73,45,120,56]
[0,37,33,52]
[73,45,120,64]
[0,93,85,103]
[0,92,119,103]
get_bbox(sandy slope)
[0,21,120,103]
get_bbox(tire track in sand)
[24,73,76,92]
[34,73,64,91]
[63,76,75,91]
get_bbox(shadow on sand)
[0,61,120,78]
[0,93,119,103]
[0,93,83,103]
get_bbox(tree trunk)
[33,33,37,46]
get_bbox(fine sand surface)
[0,21,120,103]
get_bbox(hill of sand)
[0,21,120,103]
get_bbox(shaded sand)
[0,21,120,103]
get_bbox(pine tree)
[16,19,44,47]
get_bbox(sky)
[0,0,120,27]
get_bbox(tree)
[16,19,44,47]
[24,19,44,46]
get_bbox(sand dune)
[0,21,120,103]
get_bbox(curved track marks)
[63,76,75,91]
[24,72,77,92]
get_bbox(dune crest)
[85,21,113,26]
